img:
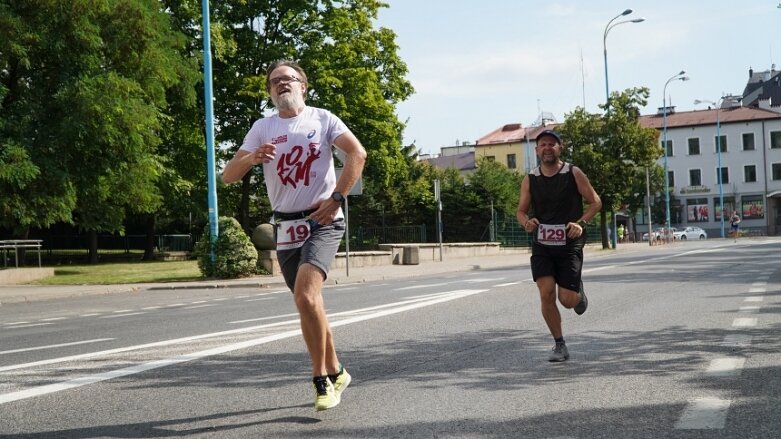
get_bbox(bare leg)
[293,263,340,376]
[536,276,563,339]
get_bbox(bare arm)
[572,166,602,223]
[309,130,367,225]
[516,175,538,233]
[221,144,276,185]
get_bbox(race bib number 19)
[276,219,311,251]
[537,224,566,246]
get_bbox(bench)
[0,240,43,268]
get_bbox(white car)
[673,226,708,240]
[642,227,677,241]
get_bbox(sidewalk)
[0,242,654,305]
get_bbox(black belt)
[273,209,316,221]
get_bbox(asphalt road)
[1,239,779,438]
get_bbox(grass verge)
[31,260,204,285]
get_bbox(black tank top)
[528,162,583,225]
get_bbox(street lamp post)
[603,9,645,103]
[662,71,689,242]
[694,98,726,238]
[603,8,645,249]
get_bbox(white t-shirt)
[239,106,349,214]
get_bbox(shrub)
[194,217,258,279]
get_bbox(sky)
[374,0,781,155]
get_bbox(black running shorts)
[530,239,584,292]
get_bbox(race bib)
[537,224,567,246]
[276,218,311,251]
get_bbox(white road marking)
[244,297,275,302]
[41,317,67,322]
[494,282,521,287]
[705,358,745,377]
[751,282,767,287]
[4,323,52,329]
[141,306,161,310]
[0,289,488,404]
[182,304,214,310]
[190,301,207,304]
[748,287,766,293]
[732,318,757,327]
[0,339,115,355]
[99,312,146,319]
[739,305,760,313]
[395,283,450,290]
[675,397,731,429]
[79,314,101,318]
[4,322,29,325]
[743,297,763,302]
[113,309,134,313]
[228,312,301,324]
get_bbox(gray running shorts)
[276,218,345,292]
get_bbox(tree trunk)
[142,214,156,261]
[88,230,99,264]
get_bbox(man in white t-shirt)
[222,60,366,411]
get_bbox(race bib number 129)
[276,219,311,251]
[537,224,566,246]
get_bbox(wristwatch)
[331,191,344,203]
[578,219,588,228]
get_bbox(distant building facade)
[639,104,781,236]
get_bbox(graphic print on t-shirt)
[276,142,321,188]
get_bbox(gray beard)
[274,92,305,112]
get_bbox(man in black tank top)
[516,130,602,362]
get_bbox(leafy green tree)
[1,0,202,262]
[174,0,413,231]
[560,88,661,248]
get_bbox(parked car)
[642,227,677,241]
[673,226,708,240]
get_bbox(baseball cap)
[535,129,562,144]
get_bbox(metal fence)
[36,234,193,253]
[494,213,603,247]
[350,224,427,250]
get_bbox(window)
[662,139,673,156]
[715,135,727,153]
[773,163,781,180]
[742,133,755,151]
[714,196,735,221]
[507,154,516,169]
[689,169,702,186]
[668,171,675,188]
[716,167,729,184]
[771,131,781,149]
[741,195,764,219]
[744,165,757,182]
[686,198,709,222]
[687,138,700,155]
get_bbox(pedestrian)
[222,59,366,411]
[516,130,602,362]
[730,210,741,243]
[617,224,625,243]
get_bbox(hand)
[566,222,584,238]
[524,218,538,233]
[251,143,276,165]
[310,199,341,225]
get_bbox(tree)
[174,0,413,231]
[1,0,202,262]
[560,88,661,249]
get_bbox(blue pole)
[202,0,219,260]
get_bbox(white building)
[639,105,781,236]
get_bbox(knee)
[558,289,579,308]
